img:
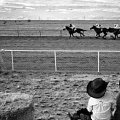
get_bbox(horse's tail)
[80,29,87,31]
[76,28,87,31]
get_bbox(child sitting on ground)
[87,78,115,120]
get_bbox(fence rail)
[1,49,120,73]
[0,29,63,36]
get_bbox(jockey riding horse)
[63,25,87,38]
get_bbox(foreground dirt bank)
[0,71,119,120]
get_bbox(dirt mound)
[0,92,34,120]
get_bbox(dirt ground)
[0,71,119,120]
[0,20,120,119]
[1,36,120,73]
[1,36,120,50]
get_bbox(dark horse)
[108,27,120,39]
[90,25,108,39]
[90,25,120,39]
[63,26,87,38]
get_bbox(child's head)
[87,78,108,98]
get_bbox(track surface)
[0,21,120,120]
[0,36,120,120]
[0,72,119,120]
[0,36,120,50]
[1,36,120,73]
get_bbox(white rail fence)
[1,49,120,73]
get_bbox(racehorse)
[108,27,120,39]
[63,26,87,38]
[115,29,120,39]
[90,25,120,39]
[90,25,108,39]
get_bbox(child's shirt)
[87,91,115,120]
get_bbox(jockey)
[69,24,76,31]
[96,24,102,28]
[114,24,119,29]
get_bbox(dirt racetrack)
[0,36,120,120]
[1,36,120,73]
[1,36,120,50]
[0,71,120,120]
[0,20,120,120]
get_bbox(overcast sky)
[0,0,120,20]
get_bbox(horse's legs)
[113,32,119,40]
[114,34,117,40]
[72,33,74,37]
[69,33,74,38]
[79,33,82,37]
[102,32,107,39]
[96,33,99,38]
[116,33,119,38]
[79,32,84,37]
[81,32,85,37]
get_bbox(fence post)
[11,51,14,71]
[39,30,41,36]
[54,51,57,72]
[98,51,100,72]
[0,50,6,71]
[17,25,19,37]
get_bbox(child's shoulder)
[88,91,113,101]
